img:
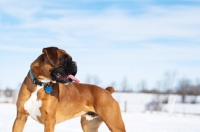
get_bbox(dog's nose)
[73,61,77,66]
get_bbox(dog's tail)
[106,86,115,94]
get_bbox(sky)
[0,0,200,91]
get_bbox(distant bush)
[4,88,13,97]
[145,94,163,112]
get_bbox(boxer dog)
[12,47,126,132]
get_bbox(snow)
[1,103,200,132]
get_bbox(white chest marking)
[24,85,43,121]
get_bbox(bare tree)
[196,79,200,95]
[121,77,127,92]
[162,71,177,103]
[137,80,147,92]
[177,78,191,103]
[155,81,162,92]
[121,77,132,92]
[189,79,200,103]
[0,82,1,97]
[188,86,198,103]
[163,70,177,93]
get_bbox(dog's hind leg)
[96,99,126,132]
[81,115,103,132]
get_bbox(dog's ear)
[42,47,58,66]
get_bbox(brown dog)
[12,47,126,132]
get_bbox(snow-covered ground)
[113,93,200,114]
[1,103,200,132]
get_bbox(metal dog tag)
[45,85,53,94]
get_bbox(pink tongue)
[68,75,80,83]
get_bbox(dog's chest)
[24,85,43,121]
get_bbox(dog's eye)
[60,56,68,64]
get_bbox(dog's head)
[31,47,79,84]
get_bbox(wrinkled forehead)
[57,49,72,59]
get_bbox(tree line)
[0,71,200,104]
[85,72,200,104]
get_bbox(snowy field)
[1,103,200,132]
[112,93,200,114]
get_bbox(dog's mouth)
[51,60,79,83]
[52,72,79,83]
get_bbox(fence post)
[124,101,127,112]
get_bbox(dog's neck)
[29,69,56,86]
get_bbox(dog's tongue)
[68,75,80,83]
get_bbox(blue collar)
[29,69,48,86]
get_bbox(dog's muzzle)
[51,60,79,83]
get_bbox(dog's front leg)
[41,110,56,132]
[12,111,28,132]
[44,119,56,132]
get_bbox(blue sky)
[0,0,200,91]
